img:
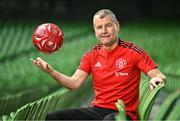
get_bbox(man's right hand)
[31,57,89,91]
[31,57,53,74]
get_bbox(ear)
[117,22,120,32]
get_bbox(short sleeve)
[137,50,158,74]
[78,53,91,75]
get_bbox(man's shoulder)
[118,39,144,54]
[84,43,103,55]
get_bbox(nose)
[102,26,107,33]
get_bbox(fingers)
[150,77,164,90]
[31,57,53,73]
[31,57,47,70]
[150,84,154,90]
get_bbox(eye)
[106,23,113,28]
[96,25,102,30]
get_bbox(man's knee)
[103,113,116,121]
[45,110,67,120]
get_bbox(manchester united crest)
[116,58,127,69]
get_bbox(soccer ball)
[32,23,64,54]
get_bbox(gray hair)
[93,9,118,24]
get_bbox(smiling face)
[93,12,120,50]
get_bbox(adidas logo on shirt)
[94,62,102,68]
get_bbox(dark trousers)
[45,106,118,121]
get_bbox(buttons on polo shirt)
[94,62,102,68]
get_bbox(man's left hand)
[150,77,164,90]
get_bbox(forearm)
[47,69,78,91]
[148,69,166,81]
[32,57,86,91]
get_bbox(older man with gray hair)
[32,9,166,120]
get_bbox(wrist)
[47,68,54,75]
[156,74,166,81]
[45,65,54,75]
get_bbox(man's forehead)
[94,15,113,24]
[94,14,112,20]
[94,15,114,25]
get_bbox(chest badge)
[116,58,127,69]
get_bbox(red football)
[32,23,64,54]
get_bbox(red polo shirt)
[78,39,157,120]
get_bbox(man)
[32,9,166,120]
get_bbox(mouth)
[101,35,111,39]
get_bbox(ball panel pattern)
[32,23,64,54]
